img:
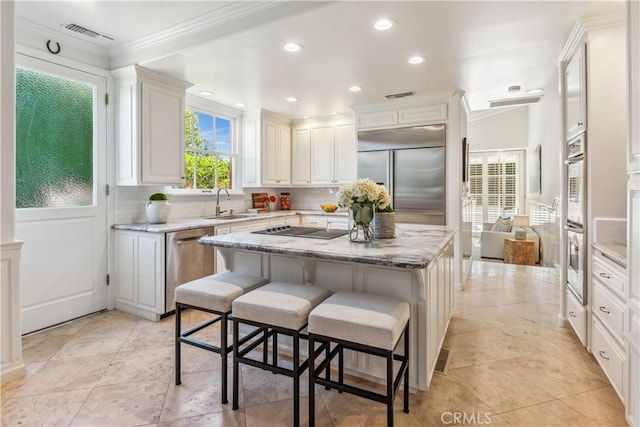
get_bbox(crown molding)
[107,2,280,56]
[467,105,528,124]
[559,12,625,62]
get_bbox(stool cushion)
[232,282,331,331]
[308,291,410,350]
[175,272,269,313]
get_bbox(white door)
[15,55,108,334]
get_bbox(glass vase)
[349,201,375,243]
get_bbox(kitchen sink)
[204,214,251,220]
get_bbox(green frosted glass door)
[16,67,95,208]
[15,55,108,334]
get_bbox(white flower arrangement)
[336,178,391,210]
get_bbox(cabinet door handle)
[576,121,583,126]
[599,272,611,279]
[568,311,576,317]
[599,306,610,314]
[598,350,609,360]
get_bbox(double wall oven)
[565,133,586,304]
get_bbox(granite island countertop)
[199,223,455,269]
[112,210,348,233]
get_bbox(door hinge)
[106,274,110,286]
[106,184,110,196]
[105,93,109,105]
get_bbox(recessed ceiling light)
[507,85,521,93]
[332,111,339,115]
[526,88,544,95]
[374,18,395,31]
[302,115,309,119]
[408,56,425,65]
[235,102,245,108]
[200,91,214,96]
[286,96,299,102]
[283,42,303,52]
[349,85,362,92]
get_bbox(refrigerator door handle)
[389,150,394,206]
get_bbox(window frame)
[167,95,244,196]
[468,149,526,233]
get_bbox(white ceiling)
[15,0,624,118]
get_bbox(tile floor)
[0,261,628,426]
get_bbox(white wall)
[527,97,562,204]
[467,106,529,151]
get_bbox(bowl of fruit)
[320,203,339,212]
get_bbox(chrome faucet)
[215,187,230,217]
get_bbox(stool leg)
[387,350,394,427]
[232,319,240,411]
[263,329,268,364]
[221,312,228,404]
[273,331,278,368]
[324,341,330,390]
[403,323,409,414]
[308,335,316,427]
[293,331,300,427]
[175,304,182,386]
[338,345,344,392]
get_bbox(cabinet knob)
[599,306,610,314]
[598,350,609,361]
[576,121,584,126]
[599,272,611,279]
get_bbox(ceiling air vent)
[385,91,416,100]
[489,95,542,108]
[61,23,114,41]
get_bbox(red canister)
[280,192,291,210]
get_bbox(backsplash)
[114,186,341,224]
[593,218,626,245]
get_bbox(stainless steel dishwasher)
[165,227,215,313]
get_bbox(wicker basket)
[374,212,395,239]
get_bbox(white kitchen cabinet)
[355,102,448,130]
[115,230,165,320]
[591,248,626,401]
[113,65,191,186]
[565,44,587,140]
[292,117,357,186]
[263,120,291,186]
[291,128,311,185]
[628,0,640,173]
[242,110,291,187]
[567,288,587,346]
[301,215,348,230]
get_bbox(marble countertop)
[112,210,348,233]
[199,223,455,269]
[592,243,627,267]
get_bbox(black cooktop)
[252,226,348,240]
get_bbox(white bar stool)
[174,272,270,404]
[231,282,332,427]
[308,291,410,427]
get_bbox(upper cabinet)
[242,110,291,187]
[354,101,448,131]
[113,66,192,186]
[292,117,356,186]
[565,44,587,140]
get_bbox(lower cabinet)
[592,317,625,400]
[626,339,639,426]
[115,230,165,321]
[567,288,588,346]
[301,215,348,230]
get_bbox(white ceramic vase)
[374,212,396,239]
[145,200,171,224]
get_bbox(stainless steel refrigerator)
[357,125,446,225]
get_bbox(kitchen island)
[199,223,455,391]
